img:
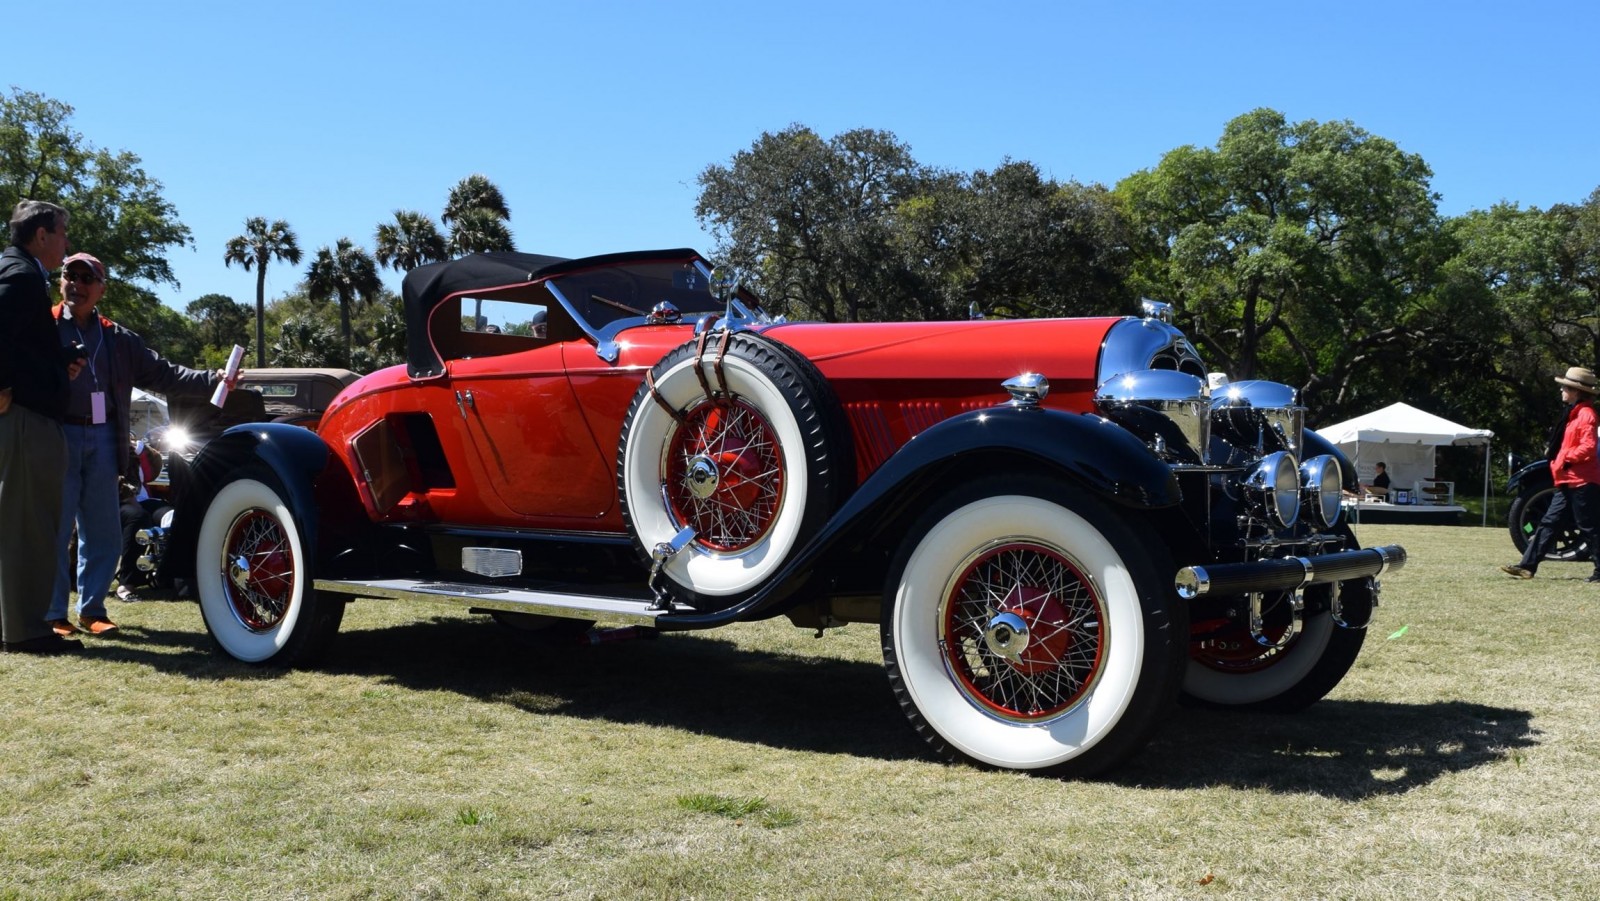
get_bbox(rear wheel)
[882,477,1184,776]
[195,469,343,665]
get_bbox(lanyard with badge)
[73,319,108,424]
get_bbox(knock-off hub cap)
[685,454,720,500]
[984,611,1031,661]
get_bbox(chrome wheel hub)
[983,611,1031,662]
[230,555,251,594]
[685,454,720,500]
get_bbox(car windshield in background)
[547,261,731,331]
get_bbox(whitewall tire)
[883,478,1184,775]
[195,471,342,665]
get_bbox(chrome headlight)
[1094,369,1210,464]
[1245,451,1301,528]
[1211,380,1304,456]
[1300,454,1343,528]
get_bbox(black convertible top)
[401,249,704,378]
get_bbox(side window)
[460,297,549,339]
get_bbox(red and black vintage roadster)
[169,248,1406,776]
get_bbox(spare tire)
[617,331,851,610]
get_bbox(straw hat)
[1554,366,1598,394]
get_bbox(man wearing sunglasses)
[49,252,223,637]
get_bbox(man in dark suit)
[0,199,84,653]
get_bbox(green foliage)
[185,292,251,349]
[443,173,511,224]
[1116,108,1444,422]
[263,286,401,372]
[442,174,514,256]
[224,217,303,367]
[306,237,381,364]
[697,126,1132,323]
[446,206,514,256]
[0,87,191,292]
[676,794,797,828]
[375,209,447,272]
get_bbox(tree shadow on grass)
[1111,699,1537,799]
[102,613,1535,795]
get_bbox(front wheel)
[194,469,343,665]
[1508,484,1588,561]
[882,477,1185,776]
[1183,580,1369,712]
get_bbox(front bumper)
[1174,544,1406,599]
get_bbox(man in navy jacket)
[0,200,82,653]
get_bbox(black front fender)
[660,404,1179,629]
[167,424,333,586]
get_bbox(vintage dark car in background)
[168,248,1406,776]
[1506,454,1589,561]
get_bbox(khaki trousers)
[0,405,66,644]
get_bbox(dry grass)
[2,523,1597,899]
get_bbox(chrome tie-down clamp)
[647,525,696,611]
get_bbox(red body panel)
[314,317,1121,532]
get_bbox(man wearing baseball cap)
[49,251,223,636]
[1503,365,1600,581]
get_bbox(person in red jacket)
[1503,366,1600,580]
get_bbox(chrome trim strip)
[1296,556,1314,588]
[313,578,677,626]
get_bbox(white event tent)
[128,387,169,437]
[1313,402,1494,524]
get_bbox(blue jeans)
[50,422,123,620]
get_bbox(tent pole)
[1482,441,1491,527]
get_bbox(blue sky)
[10,0,1597,314]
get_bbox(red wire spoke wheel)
[941,542,1105,720]
[663,397,786,552]
[195,469,344,666]
[221,507,296,632]
[883,480,1184,775]
[619,333,850,608]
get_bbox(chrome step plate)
[312,578,685,626]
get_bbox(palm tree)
[442,174,510,224]
[374,210,447,272]
[305,238,381,365]
[447,206,515,257]
[224,217,302,367]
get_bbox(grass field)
[3,523,1598,900]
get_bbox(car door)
[446,298,618,527]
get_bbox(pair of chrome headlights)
[1245,452,1343,530]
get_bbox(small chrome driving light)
[1245,451,1301,528]
[1300,454,1343,528]
[1002,373,1049,407]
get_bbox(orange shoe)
[77,615,119,635]
[49,618,81,637]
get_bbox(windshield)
[545,261,758,331]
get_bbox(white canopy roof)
[1315,402,1493,447]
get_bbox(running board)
[312,578,685,627]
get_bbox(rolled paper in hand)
[210,344,246,408]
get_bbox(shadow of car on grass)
[99,613,1536,795]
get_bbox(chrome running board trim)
[312,578,686,626]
